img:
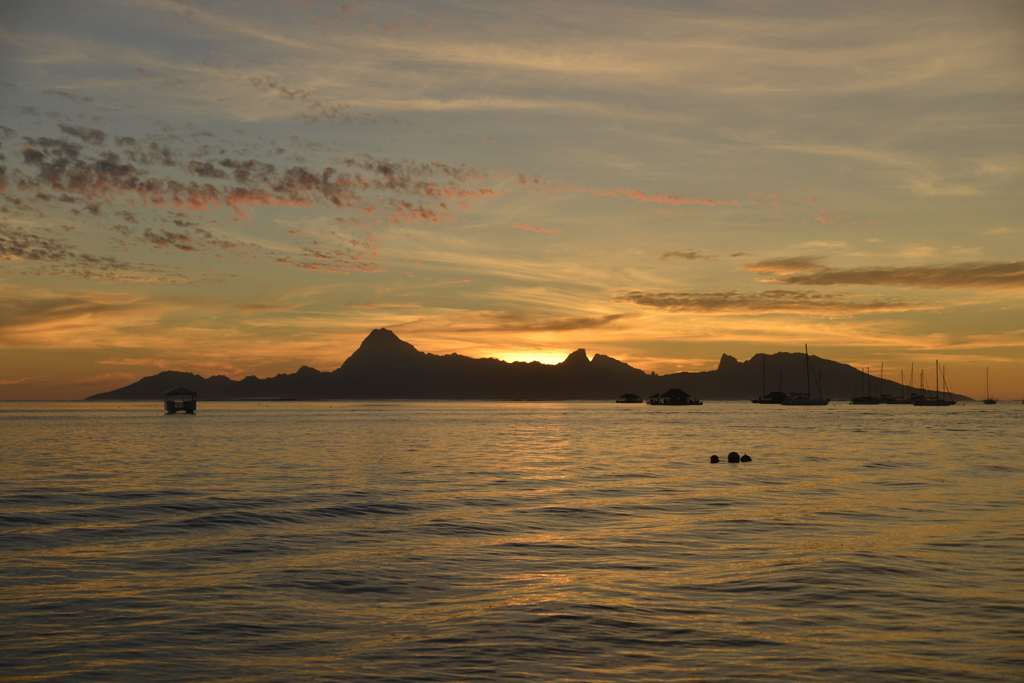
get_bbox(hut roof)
[660,388,691,399]
[164,386,197,396]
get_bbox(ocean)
[2,400,1022,682]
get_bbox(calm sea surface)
[2,400,1022,682]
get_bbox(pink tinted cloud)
[7,129,516,276]
[13,131,500,230]
[511,223,561,234]
[611,189,740,207]
[511,175,743,208]
[809,210,851,224]
[223,188,312,217]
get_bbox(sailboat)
[850,365,879,404]
[752,354,787,403]
[913,361,956,406]
[880,364,913,404]
[783,345,830,405]
[983,367,997,404]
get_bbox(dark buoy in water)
[727,451,740,463]
[740,454,752,462]
[710,455,720,463]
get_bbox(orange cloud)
[809,210,851,224]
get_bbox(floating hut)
[164,386,197,414]
[616,393,643,403]
[648,388,702,405]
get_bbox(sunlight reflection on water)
[2,400,1022,681]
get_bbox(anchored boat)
[783,345,830,406]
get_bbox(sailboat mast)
[804,344,811,396]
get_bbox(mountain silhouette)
[86,328,972,401]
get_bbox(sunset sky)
[2,0,1022,400]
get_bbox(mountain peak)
[362,327,403,345]
[359,328,417,351]
[561,348,590,367]
[718,353,740,370]
[341,328,422,369]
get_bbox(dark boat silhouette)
[982,367,997,404]
[648,388,702,405]
[913,361,956,406]
[850,366,879,404]
[782,345,829,405]
[751,354,786,403]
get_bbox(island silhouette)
[86,328,972,402]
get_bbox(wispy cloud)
[616,289,932,316]
[600,188,740,207]
[0,290,155,346]
[536,182,743,207]
[511,223,561,234]
[744,256,824,274]
[718,132,998,198]
[249,76,386,125]
[661,250,713,261]
[403,311,628,336]
[749,260,1024,290]
[237,302,301,313]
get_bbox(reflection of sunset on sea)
[1,1,1022,400]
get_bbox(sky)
[1,0,1022,400]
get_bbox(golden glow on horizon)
[491,351,577,366]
